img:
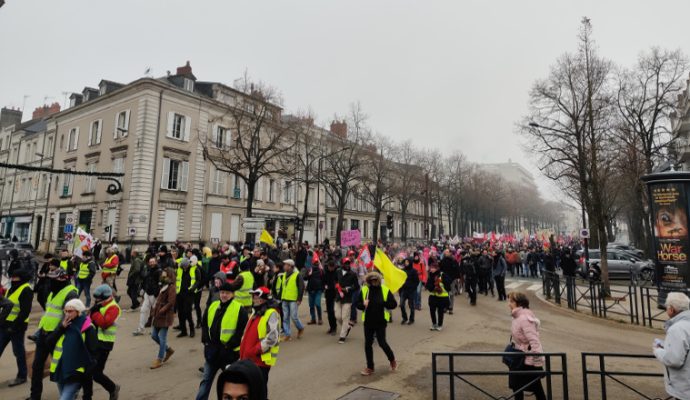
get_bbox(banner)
[649,182,690,293]
[73,227,95,258]
[340,229,361,247]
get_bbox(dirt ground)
[0,275,669,399]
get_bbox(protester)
[507,291,546,400]
[276,259,304,341]
[0,268,33,387]
[323,259,339,334]
[126,249,145,310]
[356,271,397,376]
[175,258,199,338]
[412,253,426,310]
[216,359,267,400]
[305,258,325,325]
[85,284,121,400]
[150,267,176,369]
[101,247,120,298]
[35,253,55,310]
[425,262,451,331]
[653,292,690,400]
[335,258,359,343]
[399,257,419,325]
[493,250,508,301]
[134,256,161,336]
[76,250,97,308]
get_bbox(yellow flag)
[373,248,407,293]
[259,229,275,247]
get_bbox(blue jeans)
[76,278,92,307]
[0,328,27,379]
[58,381,82,400]
[308,290,323,322]
[281,301,304,337]
[195,361,222,400]
[415,282,423,308]
[151,326,169,360]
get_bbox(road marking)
[527,284,542,291]
[505,282,522,289]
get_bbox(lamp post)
[529,122,589,264]
[30,152,44,248]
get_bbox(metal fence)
[431,352,568,400]
[581,353,670,400]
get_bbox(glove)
[90,304,100,315]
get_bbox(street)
[0,274,667,399]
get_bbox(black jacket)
[142,265,161,296]
[426,269,453,294]
[335,268,359,303]
[356,285,397,328]
[2,281,33,331]
[439,256,460,280]
[401,265,420,292]
[323,267,338,294]
[201,298,248,367]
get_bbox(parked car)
[607,243,644,258]
[0,242,35,260]
[577,248,655,281]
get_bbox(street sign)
[580,228,590,239]
[211,237,220,244]
[65,215,75,225]
[64,224,74,233]
[64,232,73,242]
[128,227,136,236]
[242,217,265,233]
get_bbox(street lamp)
[529,121,589,264]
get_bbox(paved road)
[0,275,668,399]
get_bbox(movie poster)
[650,182,690,292]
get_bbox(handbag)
[502,337,525,370]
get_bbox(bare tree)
[359,134,395,243]
[391,140,423,243]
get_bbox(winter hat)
[190,255,198,265]
[250,286,271,300]
[93,284,113,300]
[219,282,235,292]
[64,299,87,313]
[180,258,190,268]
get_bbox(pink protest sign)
[340,229,361,247]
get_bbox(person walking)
[195,282,248,400]
[425,262,451,331]
[653,292,690,400]
[439,249,459,314]
[58,248,76,276]
[240,286,281,395]
[126,249,145,311]
[133,256,161,336]
[101,247,120,297]
[399,258,419,325]
[150,268,176,369]
[0,268,33,387]
[76,251,97,308]
[175,258,198,338]
[463,250,480,306]
[84,285,121,400]
[335,258,359,343]
[47,299,99,400]
[230,262,255,313]
[507,291,546,400]
[493,251,508,301]
[276,259,305,341]
[28,268,79,400]
[412,253,426,310]
[356,272,397,376]
[323,260,338,335]
[305,258,325,325]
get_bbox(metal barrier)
[581,353,670,400]
[431,352,568,400]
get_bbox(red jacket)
[413,262,427,284]
[239,315,266,367]
[90,298,119,329]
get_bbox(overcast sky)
[2,0,690,205]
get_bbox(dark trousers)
[177,293,195,334]
[194,291,203,326]
[428,295,449,327]
[0,327,27,379]
[399,289,415,322]
[510,365,546,400]
[494,275,506,300]
[83,349,116,399]
[325,290,337,331]
[260,366,270,398]
[363,324,395,370]
[30,334,54,399]
[465,277,477,305]
[127,284,141,309]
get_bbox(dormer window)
[99,84,107,96]
[183,78,194,92]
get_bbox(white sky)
[2,0,690,204]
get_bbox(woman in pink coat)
[508,291,546,400]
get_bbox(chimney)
[176,61,193,77]
[0,107,23,130]
[32,102,61,120]
[330,120,347,139]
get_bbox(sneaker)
[448,309,454,315]
[436,326,443,331]
[407,320,414,325]
[297,328,305,338]
[430,325,438,331]
[172,325,181,331]
[326,328,335,335]
[8,377,26,387]
[318,320,323,325]
[132,330,144,336]
[176,332,188,338]
[163,347,175,362]
[189,330,195,338]
[150,358,163,369]
[390,360,398,371]
[401,319,408,325]
[280,335,292,342]
[338,337,346,344]
[360,368,374,376]
[307,320,316,325]
[109,384,120,400]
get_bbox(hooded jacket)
[510,307,544,367]
[654,309,690,399]
[216,359,267,400]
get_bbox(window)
[66,127,79,151]
[46,136,54,156]
[89,119,102,145]
[364,220,369,238]
[62,170,73,196]
[330,217,336,237]
[268,179,275,202]
[254,177,262,201]
[214,126,231,148]
[84,163,96,193]
[183,78,194,92]
[167,112,190,141]
[326,190,335,208]
[24,143,32,163]
[115,110,130,139]
[0,138,3,151]
[210,167,225,195]
[161,158,189,191]
[282,181,292,204]
[39,174,48,199]
[112,157,124,185]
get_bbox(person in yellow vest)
[240,286,281,397]
[29,267,79,400]
[76,250,97,307]
[229,262,255,314]
[275,259,305,341]
[195,282,248,400]
[0,268,33,387]
[59,248,76,276]
[175,258,201,337]
[101,247,120,300]
[425,262,452,331]
[356,271,398,376]
[84,285,121,400]
[45,298,98,400]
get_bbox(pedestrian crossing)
[505,278,543,293]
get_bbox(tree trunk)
[245,179,256,244]
[372,207,381,243]
[299,182,310,245]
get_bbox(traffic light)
[386,214,393,230]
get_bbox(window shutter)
[166,112,174,138]
[161,158,170,189]
[225,128,232,148]
[209,166,215,193]
[211,124,218,147]
[183,115,191,141]
[88,124,93,146]
[124,110,130,136]
[73,127,80,151]
[220,171,226,194]
[180,161,189,191]
[114,114,119,138]
[255,178,262,201]
[65,130,71,151]
[97,120,102,144]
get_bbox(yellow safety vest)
[102,255,118,274]
[38,285,78,332]
[59,259,69,271]
[278,271,299,302]
[96,300,121,343]
[235,271,254,307]
[207,299,242,347]
[361,285,391,322]
[430,272,449,298]
[50,330,88,374]
[78,262,91,280]
[6,282,30,323]
[175,265,198,294]
[257,308,280,366]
